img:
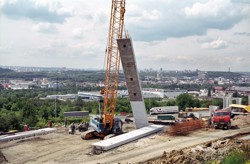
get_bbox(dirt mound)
[143,138,250,164]
[232,115,250,128]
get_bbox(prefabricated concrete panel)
[0,128,57,142]
[92,125,163,151]
[117,38,143,101]
[131,101,149,128]
[117,38,148,128]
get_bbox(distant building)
[214,86,224,91]
[78,92,102,100]
[9,80,37,90]
[43,94,77,100]
[164,89,187,99]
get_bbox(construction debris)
[144,138,250,164]
[232,115,250,128]
[168,120,205,136]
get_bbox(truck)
[229,104,250,118]
[211,109,231,129]
[149,106,179,115]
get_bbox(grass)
[222,150,250,164]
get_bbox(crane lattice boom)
[103,0,125,129]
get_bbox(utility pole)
[55,96,57,117]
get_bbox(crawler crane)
[81,0,126,139]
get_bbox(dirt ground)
[0,115,250,164]
[144,135,250,164]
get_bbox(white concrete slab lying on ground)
[0,128,57,142]
[92,125,163,151]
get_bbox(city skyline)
[0,0,250,72]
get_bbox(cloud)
[127,0,249,41]
[0,0,73,23]
[234,32,250,36]
[184,0,230,17]
[32,23,58,34]
[72,28,84,39]
[141,10,162,20]
[0,43,14,54]
[201,37,227,49]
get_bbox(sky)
[0,0,250,72]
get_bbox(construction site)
[0,114,250,163]
[1,0,250,163]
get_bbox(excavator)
[81,0,126,140]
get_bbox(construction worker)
[69,122,75,134]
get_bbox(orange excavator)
[81,0,126,139]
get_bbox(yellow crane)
[82,0,126,139]
[102,0,126,130]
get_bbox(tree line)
[1,87,234,132]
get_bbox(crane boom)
[103,0,125,129]
[81,0,126,140]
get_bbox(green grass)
[222,150,250,164]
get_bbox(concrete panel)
[92,125,163,151]
[117,38,148,128]
[131,101,148,128]
[248,95,250,105]
[117,38,143,101]
[0,128,57,142]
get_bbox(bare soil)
[0,116,250,164]
[143,136,250,164]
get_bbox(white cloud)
[202,37,227,49]
[184,0,231,17]
[141,10,162,20]
[32,23,58,34]
[127,0,249,41]
[234,32,250,36]
[0,0,73,23]
[72,28,84,39]
[1,0,249,71]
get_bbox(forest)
[0,68,249,132]
[1,86,242,132]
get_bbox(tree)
[166,100,176,106]
[207,88,211,97]
[176,94,194,111]
[0,85,3,90]
[75,97,84,107]
[22,101,38,126]
[211,98,223,108]
[193,99,201,108]
[200,99,211,108]
[242,96,248,105]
